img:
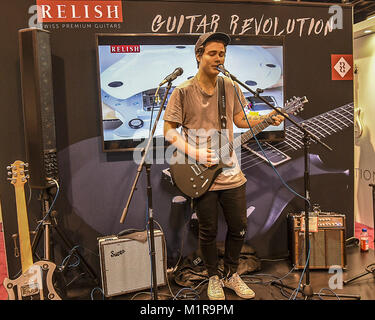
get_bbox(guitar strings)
[186,103,353,174]
[240,114,353,170]
[241,103,353,164]
[231,83,310,205]
[238,104,353,171]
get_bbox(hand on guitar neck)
[269,109,285,127]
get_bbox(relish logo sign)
[110,45,140,53]
[36,0,123,22]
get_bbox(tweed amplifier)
[287,212,346,269]
[98,230,166,297]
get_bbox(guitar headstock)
[7,160,29,187]
[284,96,308,115]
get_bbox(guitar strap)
[217,76,227,132]
[217,76,227,156]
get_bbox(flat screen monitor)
[95,33,285,152]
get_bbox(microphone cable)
[231,79,311,209]
[149,85,162,137]
[34,178,61,233]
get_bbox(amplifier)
[98,230,166,297]
[287,212,346,269]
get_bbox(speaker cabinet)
[98,230,166,297]
[18,28,58,189]
[288,213,347,269]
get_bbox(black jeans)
[195,183,247,278]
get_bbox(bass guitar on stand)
[3,160,61,300]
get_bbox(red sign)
[36,1,123,22]
[331,54,353,80]
[110,45,140,53]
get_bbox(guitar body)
[170,131,231,198]
[3,261,61,300]
[4,160,62,300]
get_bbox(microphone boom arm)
[217,65,331,151]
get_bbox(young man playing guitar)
[163,32,284,300]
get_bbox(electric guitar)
[3,160,61,300]
[169,96,308,198]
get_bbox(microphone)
[159,67,183,86]
[216,64,236,85]
[216,64,231,77]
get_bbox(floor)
[1,222,374,301]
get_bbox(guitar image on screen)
[3,160,61,300]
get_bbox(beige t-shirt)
[163,76,247,191]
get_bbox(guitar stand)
[31,187,99,289]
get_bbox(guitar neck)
[221,116,274,155]
[14,184,33,273]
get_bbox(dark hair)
[195,40,227,68]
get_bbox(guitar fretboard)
[281,102,353,151]
[241,102,354,169]
[219,115,274,156]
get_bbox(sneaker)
[223,273,255,299]
[207,275,225,300]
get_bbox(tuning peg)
[6,165,14,170]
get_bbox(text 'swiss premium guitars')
[3,160,61,300]
[170,96,308,198]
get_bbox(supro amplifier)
[287,212,347,269]
[98,230,166,297]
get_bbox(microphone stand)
[225,72,360,299]
[119,81,173,300]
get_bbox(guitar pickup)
[190,164,202,176]
[242,142,291,166]
[21,283,40,297]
